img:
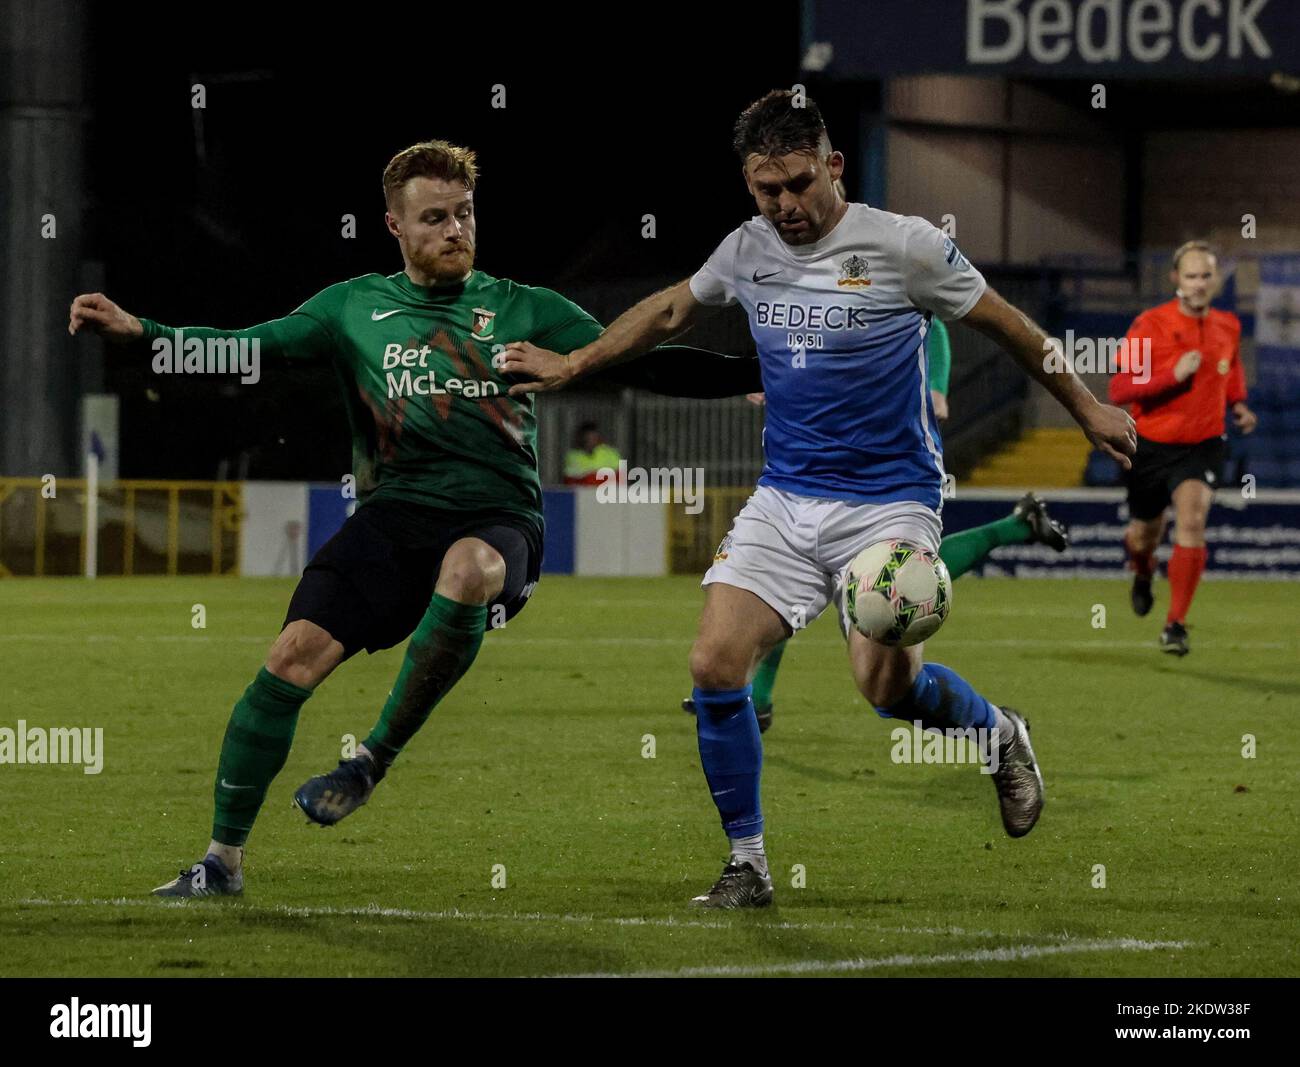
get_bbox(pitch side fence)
[0,478,241,577]
[4,479,1298,580]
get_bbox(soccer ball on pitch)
[843,540,952,647]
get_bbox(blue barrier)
[942,491,1300,580]
[541,489,576,574]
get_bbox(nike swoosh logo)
[752,270,782,283]
[371,309,403,321]
[711,788,735,797]
[220,779,254,790]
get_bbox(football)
[844,539,952,647]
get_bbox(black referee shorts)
[283,498,542,658]
[1125,434,1226,522]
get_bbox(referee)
[1110,240,1257,655]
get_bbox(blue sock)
[874,663,999,732]
[692,685,763,839]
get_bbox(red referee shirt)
[1109,298,1247,445]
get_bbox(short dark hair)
[383,139,478,209]
[732,90,828,163]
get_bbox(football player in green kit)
[683,316,1071,733]
[68,139,761,897]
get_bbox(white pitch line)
[10,899,1175,945]
[15,897,858,933]
[555,937,1191,978]
[14,900,1052,941]
[15,899,1188,977]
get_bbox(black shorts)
[1125,434,1226,521]
[283,498,542,658]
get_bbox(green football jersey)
[139,270,606,536]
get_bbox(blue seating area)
[1243,384,1300,488]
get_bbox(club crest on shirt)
[837,254,871,288]
[1217,358,1230,375]
[471,307,496,340]
[714,533,733,561]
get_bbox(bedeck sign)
[804,0,1294,79]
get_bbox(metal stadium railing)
[0,478,242,577]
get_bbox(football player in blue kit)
[503,91,1136,908]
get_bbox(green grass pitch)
[0,574,1296,977]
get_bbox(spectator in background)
[564,421,623,485]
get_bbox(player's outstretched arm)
[68,293,144,341]
[69,290,334,367]
[962,286,1137,469]
[503,279,703,396]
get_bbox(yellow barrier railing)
[0,479,242,578]
[666,486,755,576]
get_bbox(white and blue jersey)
[689,203,986,509]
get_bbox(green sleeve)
[136,283,345,361]
[926,317,951,397]
[528,286,605,353]
[526,286,761,397]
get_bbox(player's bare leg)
[153,621,345,897]
[1171,479,1211,550]
[683,496,1071,737]
[852,633,1044,838]
[690,583,788,688]
[1161,479,1213,655]
[294,538,505,826]
[687,582,787,908]
[1124,514,1166,617]
[846,628,922,708]
[266,620,346,690]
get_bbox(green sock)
[212,667,312,847]
[362,594,487,768]
[751,639,787,709]
[938,514,1033,579]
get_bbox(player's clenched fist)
[502,341,573,396]
[1231,401,1257,434]
[68,292,143,341]
[1173,349,1202,382]
[1081,402,1137,470]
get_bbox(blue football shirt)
[689,203,986,509]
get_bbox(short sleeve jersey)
[690,203,986,508]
